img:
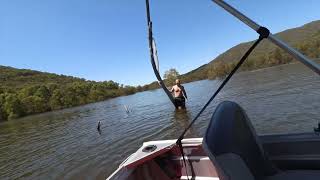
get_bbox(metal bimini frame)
[176,3,320,177]
[212,0,320,75]
[145,0,178,108]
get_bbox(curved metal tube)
[145,0,177,108]
[212,0,320,75]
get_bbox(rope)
[176,36,263,143]
[176,27,270,179]
[144,1,271,179]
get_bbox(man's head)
[175,79,180,85]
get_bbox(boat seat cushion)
[203,101,277,179]
[215,153,255,180]
[263,170,320,180]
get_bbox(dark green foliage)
[21,96,49,114]
[0,67,141,121]
[3,93,24,120]
[49,89,64,110]
[0,94,7,121]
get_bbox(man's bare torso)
[172,85,184,98]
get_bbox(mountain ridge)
[179,20,320,82]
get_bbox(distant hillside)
[0,66,87,90]
[0,66,140,121]
[179,20,320,82]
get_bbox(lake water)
[0,62,319,179]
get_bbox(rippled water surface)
[0,62,319,179]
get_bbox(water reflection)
[172,109,200,138]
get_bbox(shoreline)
[2,59,319,122]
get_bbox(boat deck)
[107,138,219,180]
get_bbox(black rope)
[145,1,270,179]
[176,36,263,144]
[175,28,268,179]
[176,27,270,179]
[178,141,190,179]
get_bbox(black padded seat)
[202,101,320,180]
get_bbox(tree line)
[0,76,141,121]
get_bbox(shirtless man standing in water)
[170,79,188,109]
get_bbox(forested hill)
[0,66,141,121]
[179,20,320,82]
[1,66,87,89]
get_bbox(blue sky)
[1,0,320,86]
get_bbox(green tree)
[18,85,39,99]
[269,48,283,65]
[123,86,137,95]
[136,85,143,92]
[49,89,64,110]
[102,80,119,89]
[46,83,59,92]
[68,82,91,105]
[164,68,180,85]
[0,94,7,121]
[21,95,49,114]
[34,85,51,101]
[3,93,24,120]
